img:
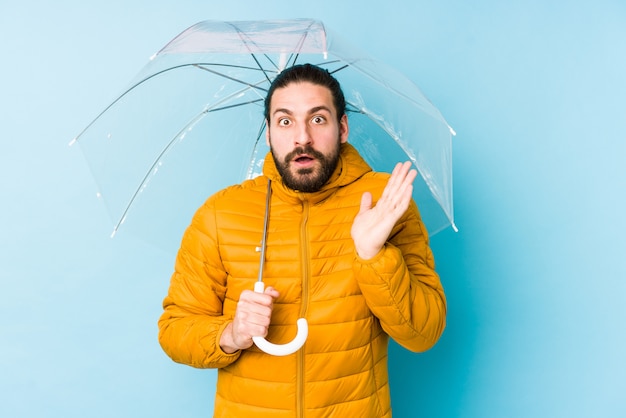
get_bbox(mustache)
[283,146,326,164]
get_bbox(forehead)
[270,81,335,114]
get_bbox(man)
[158,64,446,417]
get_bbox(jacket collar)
[262,143,372,206]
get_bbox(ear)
[265,120,271,146]
[339,114,349,143]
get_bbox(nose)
[294,123,312,147]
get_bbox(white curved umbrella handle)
[252,281,308,356]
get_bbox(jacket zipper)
[297,199,310,418]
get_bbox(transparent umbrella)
[72,19,456,250]
[71,19,456,355]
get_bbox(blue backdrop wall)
[1,1,625,417]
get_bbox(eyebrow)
[272,105,333,118]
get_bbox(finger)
[383,162,412,199]
[246,310,273,327]
[264,286,280,299]
[394,165,417,205]
[240,289,274,307]
[237,289,277,321]
[395,162,414,186]
[234,315,270,339]
[359,191,373,214]
[392,161,411,179]
[391,163,416,198]
[395,183,414,214]
[236,306,272,333]
[238,299,273,318]
[381,163,405,199]
[383,172,416,216]
[398,168,418,197]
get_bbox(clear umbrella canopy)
[72,19,456,251]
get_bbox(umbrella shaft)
[257,180,272,283]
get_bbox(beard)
[271,140,341,193]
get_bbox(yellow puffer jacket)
[158,143,446,417]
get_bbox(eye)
[312,115,326,124]
[278,118,291,127]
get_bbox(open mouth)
[295,155,314,163]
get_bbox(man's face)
[265,81,349,192]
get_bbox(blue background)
[2,1,625,417]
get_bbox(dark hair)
[264,63,346,122]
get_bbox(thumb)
[264,286,280,299]
[359,192,373,213]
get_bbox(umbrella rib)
[112,84,266,235]
[111,110,206,236]
[328,64,349,75]
[72,62,270,144]
[192,64,270,92]
[194,62,273,73]
[226,19,323,80]
[76,20,455,240]
[226,22,313,81]
[288,19,321,67]
[312,59,450,128]
[246,117,269,179]
[226,22,274,84]
[208,98,263,112]
[345,98,452,224]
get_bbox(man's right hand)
[219,286,279,354]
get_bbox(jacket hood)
[262,143,373,206]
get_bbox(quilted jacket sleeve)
[158,195,240,369]
[353,200,446,352]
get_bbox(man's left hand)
[351,161,417,260]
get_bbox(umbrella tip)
[111,216,127,239]
[452,222,459,233]
[449,126,457,136]
[278,53,288,72]
[68,137,77,147]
